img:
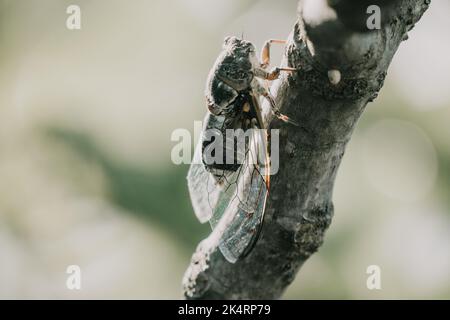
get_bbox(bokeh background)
[0,0,449,299]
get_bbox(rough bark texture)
[183,0,430,299]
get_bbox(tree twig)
[183,0,430,299]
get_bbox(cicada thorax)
[205,43,254,112]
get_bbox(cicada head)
[211,36,259,92]
[205,36,259,116]
[222,36,258,70]
[223,36,255,54]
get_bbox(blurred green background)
[0,0,449,299]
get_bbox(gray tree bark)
[183,0,430,299]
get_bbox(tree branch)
[183,0,430,299]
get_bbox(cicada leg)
[263,92,299,126]
[260,39,287,69]
[252,78,299,126]
[265,67,297,81]
[256,39,297,81]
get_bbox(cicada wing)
[188,94,269,263]
[187,113,240,224]
[218,172,268,263]
[210,127,269,263]
[187,134,218,223]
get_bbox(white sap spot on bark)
[328,69,341,85]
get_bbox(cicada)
[187,36,296,263]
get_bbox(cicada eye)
[236,57,252,71]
